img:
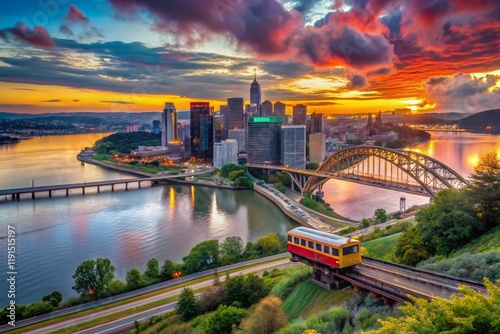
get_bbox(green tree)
[224,275,246,306]
[22,301,54,318]
[72,258,116,298]
[220,236,244,265]
[366,279,500,334]
[176,287,199,321]
[278,173,292,187]
[160,259,178,281]
[234,176,254,188]
[126,268,143,290]
[144,258,160,283]
[306,162,320,170]
[205,305,246,334]
[255,233,287,256]
[466,152,500,229]
[374,208,388,223]
[416,189,482,255]
[220,164,242,178]
[182,239,220,274]
[242,274,268,307]
[362,218,371,228]
[42,291,62,308]
[228,169,246,181]
[275,183,287,194]
[394,225,431,266]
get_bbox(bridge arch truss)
[304,146,469,197]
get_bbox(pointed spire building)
[250,69,261,116]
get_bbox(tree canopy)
[182,239,220,274]
[366,279,500,334]
[72,258,116,298]
[466,152,500,229]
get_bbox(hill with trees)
[457,109,500,132]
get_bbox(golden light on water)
[169,187,176,208]
[191,185,195,205]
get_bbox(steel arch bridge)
[302,146,469,197]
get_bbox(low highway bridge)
[0,171,209,202]
[248,146,468,197]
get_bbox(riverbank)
[77,154,350,230]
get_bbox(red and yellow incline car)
[287,227,362,269]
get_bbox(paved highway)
[0,254,289,333]
[23,257,295,334]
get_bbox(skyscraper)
[190,102,210,159]
[261,100,273,116]
[274,101,286,124]
[281,125,306,169]
[200,114,214,161]
[161,102,177,147]
[250,70,261,116]
[213,139,238,168]
[247,117,281,164]
[293,104,307,125]
[310,112,324,134]
[227,98,244,130]
[309,133,326,164]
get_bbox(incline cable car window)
[288,235,292,242]
[316,243,322,251]
[343,245,359,255]
[331,248,339,256]
[324,246,330,254]
[294,237,299,244]
[301,239,306,246]
[308,241,314,249]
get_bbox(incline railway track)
[333,256,487,302]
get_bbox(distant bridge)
[247,146,469,197]
[0,171,208,202]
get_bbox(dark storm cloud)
[260,61,315,78]
[0,22,55,48]
[108,0,301,54]
[42,99,62,102]
[0,39,266,100]
[346,74,367,89]
[427,76,447,85]
[367,67,392,76]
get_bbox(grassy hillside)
[450,225,500,256]
[362,233,401,261]
[282,281,354,320]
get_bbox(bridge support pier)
[125,183,128,191]
[97,186,100,193]
[139,182,142,189]
[82,187,85,195]
[111,184,114,192]
[49,190,52,198]
[310,267,349,290]
[66,189,69,196]
[32,192,35,199]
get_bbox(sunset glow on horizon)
[0,0,499,115]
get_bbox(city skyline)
[0,0,499,115]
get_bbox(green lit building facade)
[247,117,282,164]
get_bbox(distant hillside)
[424,112,472,121]
[457,109,500,132]
[382,113,454,125]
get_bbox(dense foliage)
[395,153,500,265]
[94,132,161,154]
[366,279,500,334]
[72,258,116,298]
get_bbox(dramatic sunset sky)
[0,0,499,114]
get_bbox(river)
[0,134,298,306]
[0,132,499,306]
